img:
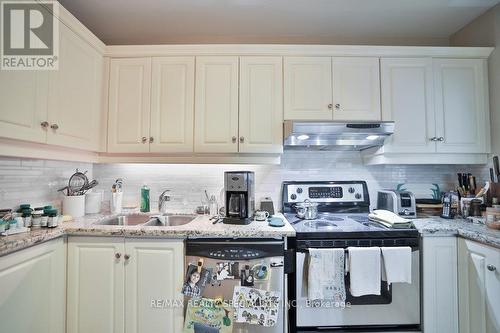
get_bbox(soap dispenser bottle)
[140,184,150,213]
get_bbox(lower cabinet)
[0,238,66,333]
[458,239,500,333]
[67,237,184,333]
[422,236,459,333]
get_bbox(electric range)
[283,181,421,332]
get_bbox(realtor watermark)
[1,0,59,70]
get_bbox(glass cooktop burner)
[303,220,338,230]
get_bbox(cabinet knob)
[429,137,437,141]
[115,253,121,259]
[141,137,147,144]
[232,136,237,143]
[50,123,59,130]
[124,254,130,260]
[437,137,445,142]
[149,137,154,143]
[239,136,244,143]
[328,104,333,110]
[335,104,340,109]
[487,264,496,272]
[40,121,49,129]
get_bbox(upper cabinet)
[331,57,381,121]
[47,24,103,151]
[150,57,195,153]
[284,57,333,120]
[0,18,103,152]
[380,58,436,153]
[108,58,152,153]
[284,56,381,121]
[239,56,283,154]
[194,56,239,153]
[434,59,489,154]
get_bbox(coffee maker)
[223,171,255,224]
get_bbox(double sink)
[96,213,197,227]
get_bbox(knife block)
[488,183,500,206]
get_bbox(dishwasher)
[184,239,287,333]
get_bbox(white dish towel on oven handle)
[307,248,346,302]
[381,246,412,289]
[348,247,381,297]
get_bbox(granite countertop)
[413,217,500,249]
[0,211,296,257]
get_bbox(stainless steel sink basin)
[97,214,152,226]
[143,214,196,227]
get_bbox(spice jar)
[40,213,49,227]
[47,209,58,228]
[32,210,43,227]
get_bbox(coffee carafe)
[224,171,255,224]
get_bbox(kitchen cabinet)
[380,58,436,153]
[194,56,239,153]
[239,56,283,153]
[107,58,152,153]
[67,237,184,333]
[458,239,500,333]
[150,57,195,153]
[124,239,184,333]
[284,57,333,120]
[0,238,65,333]
[331,57,381,121]
[422,237,459,333]
[47,23,103,151]
[434,59,489,153]
[284,57,380,121]
[0,71,49,143]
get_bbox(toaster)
[377,190,417,218]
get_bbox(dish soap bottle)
[140,184,150,213]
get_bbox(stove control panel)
[285,183,365,203]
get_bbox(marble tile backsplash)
[0,152,491,214]
[0,157,93,211]
[92,152,491,213]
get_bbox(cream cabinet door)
[124,239,184,333]
[458,239,500,333]
[380,58,436,153]
[108,58,151,153]
[0,238,65,333]
[284,57,333,120]
[67,237,125,333]
[194,56,239,153]
[332,57,381,121]
[434,59,489,153]
[422,237,459,333]
[0,71,48,143]
[239,56,283,153]
[47,24,103,151]
[150,57,195,153]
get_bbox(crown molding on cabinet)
[104,44,494,58]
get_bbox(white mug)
[254,210,270,221]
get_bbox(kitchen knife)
[490,168,496,183]
[458,173,463,188]
[462,173,469,192]
[493,156,500,182]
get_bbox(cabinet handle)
[487,264,496,272]
[328,104,333,110]
[437,137,445,142]
[239,136,244,143]
[115,253,121,259]
[429,137,437,141]
[40,121,49,129]
[335,104,341,110]
[149,137,154,143]
[50,123,59,130]
[124,254,130,260]
[232,136,237,143]
[141,137,147,144]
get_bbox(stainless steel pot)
[295,199,318,220]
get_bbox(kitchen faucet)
[158,190,171,214]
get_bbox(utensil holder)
[63,195,85,218]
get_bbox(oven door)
[295,248,420,328]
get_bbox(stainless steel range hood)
[283,120,395,151]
